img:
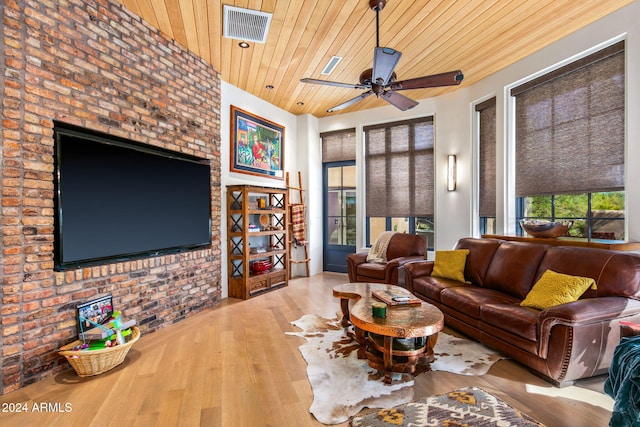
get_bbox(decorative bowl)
[520,220,573,238]
[250,260,272,274]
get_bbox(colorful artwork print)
[231,106,284,179]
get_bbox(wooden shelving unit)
[227,185,289,299]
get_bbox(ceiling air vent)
[321,56,343,75]
[223,5,272,44]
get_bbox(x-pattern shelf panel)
[230,237,243,255]
[272,234,285,248]
[231,260,243,277]
[269,194,285,209]
[230,214,242,232]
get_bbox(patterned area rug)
[350,387,546,427]
[286,314,507,425]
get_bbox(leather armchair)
[346,233,426,286]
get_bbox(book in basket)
[372,289,421,306]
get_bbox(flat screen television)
[53,122,212,270]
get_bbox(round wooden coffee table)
[333,283,444,383]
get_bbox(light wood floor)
[0,272,613,427]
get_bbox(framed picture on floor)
[230,105,284,179]
[76,295,113,335]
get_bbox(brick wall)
[1,0,222,394]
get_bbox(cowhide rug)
[286,314,506,425]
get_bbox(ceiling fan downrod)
[370,0,386,48]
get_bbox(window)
[511,41,625,240]
[476,97,496,235]
[518,192,624,240]
[363,117,434,249]
[321,129,357,246]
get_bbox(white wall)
[294,114,323,277]
[318,0,640,251]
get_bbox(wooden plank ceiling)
[114,0,633,118]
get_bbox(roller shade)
[321,128,356,162]
[476,97,496,217]
[512,41,625,197]
[364,117,434,217]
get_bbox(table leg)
[383,336,393,384]
[424,333,438,363]
[339,298,350,327]
[354,326,367,359]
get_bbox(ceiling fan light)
[372,47,401,85]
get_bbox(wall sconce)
[447,154,457,191]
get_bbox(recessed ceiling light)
[265,85,274,90]
[238,41,250,48]
[297,102,304,106]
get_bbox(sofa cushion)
[431,250,469,282]
[598,253,640,298]
[537,246,640,299]
[455,238,502,286]
[356,263,386,281]
[480,303,539,342]
[483,242,548,299]
[386,233,426,260]
[521,270,597,310]
[412,276,470,303]
[440,287,519,320]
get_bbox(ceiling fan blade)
[372,47,402,86]
[389,70,464,91]
[381,91,419,111]
[327,91,374,113]
[300,77,368,90]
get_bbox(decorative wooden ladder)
[286,171,310,278]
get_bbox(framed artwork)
[231,106,284,179]
[76,295,113,335]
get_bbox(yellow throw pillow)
[431,250,470,282]
[520,270,597,310]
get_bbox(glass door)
[323,161,356,272]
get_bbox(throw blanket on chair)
[366,231,396,263]
[605,335,640,426]
[290,204,306,246]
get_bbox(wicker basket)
[59,327,140,377]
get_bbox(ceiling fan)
[300,0,464,113]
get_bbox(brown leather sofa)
[347,233,426,286]
[404,237,640,386]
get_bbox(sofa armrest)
[404,261,434,293]
[537,297,640,357]
[404,261,434,279]
[620,322,640,337]
[346,252,368,282]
